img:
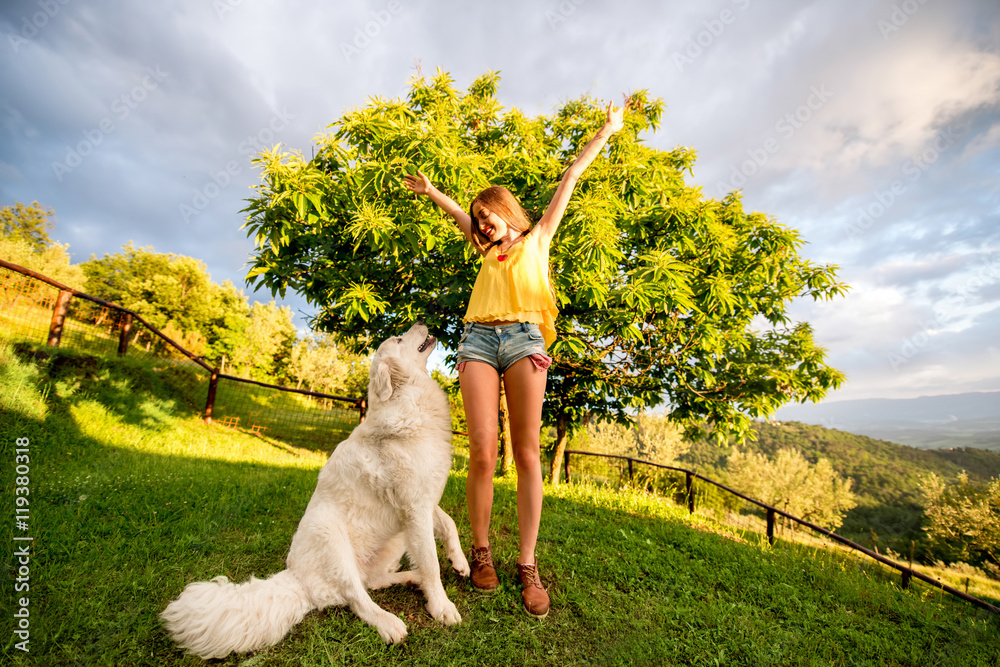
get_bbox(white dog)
[161,323,469,659]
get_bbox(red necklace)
[495,231,525,262]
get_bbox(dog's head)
[368,322,437,403]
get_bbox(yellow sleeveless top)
[464,231,558,349]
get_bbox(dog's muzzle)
[418,335,436,353]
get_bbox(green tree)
[242,69,847,481]
[1,201,54,251]
[205,280,252,369]
[0,238,84,289]
[82,243,250,363]
[726,447,857,531]
[583,414,690,466]
[919,472,1000,566]
[290,331,369,397]
[230,301,297,382]
[576,414,691,490]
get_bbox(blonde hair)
[468,185,533,254]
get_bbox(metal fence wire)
[0,258,363,450]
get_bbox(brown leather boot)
[469,546,499,591]
[516,562,550,618]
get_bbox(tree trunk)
[497,384,514,476]
[549,414,570,484]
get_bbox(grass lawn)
[2,343,999,666]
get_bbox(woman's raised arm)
[533,100,625,246]
[403,170,478,248]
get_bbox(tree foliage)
[584,414,691,466]
[1,200,83,288]
[919,472,1000,566]
[726,447,857,530]
[0,238,84,289]
[82,243,251,362]
[290,331,370,397]
[226,300,297,383]
[241,69,848,478]
[1,200,54,251]
[575,414,691,490]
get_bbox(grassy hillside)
[675,420,1000,557]
[2,344,999,666]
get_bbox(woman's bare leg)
[502,356,548,564]
[459,361,501,549]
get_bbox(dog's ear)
[371,361,394,402]
[371,358,406,402]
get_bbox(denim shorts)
[455,322,550,374]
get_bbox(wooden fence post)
[47,289,72,347]
[627,458,634,484]
[204,371,219,424]
[686,471,695,513]
[117,312,133,356]
[563,450,571,483]
[766,508,776,546]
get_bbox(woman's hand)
[604,100,625,135]
[403,169,432,196]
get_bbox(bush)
[919,472,1000,567]
[725,447,857,531]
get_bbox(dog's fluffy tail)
[161,569,313,660]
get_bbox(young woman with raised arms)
[403,100,625,618]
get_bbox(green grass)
[1,294,362,451]
[2,344,999,666]
[210,376,360,452]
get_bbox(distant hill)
[681,421,1000,505]
[771,391,1000,450]
[678,420,1000,553]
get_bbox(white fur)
[161,323,470,659]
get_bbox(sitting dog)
[161,323,469,659]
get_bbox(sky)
[1,0,998,404]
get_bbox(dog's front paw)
[427,598,462,626]
[450,551,470,578]
[375,612,408,644]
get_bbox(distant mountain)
[771,391,1000,450]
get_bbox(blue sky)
[1,0,998,402]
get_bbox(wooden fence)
[563,449,1000,617]
[0,258,363,449]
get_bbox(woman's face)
[471,203,509,242]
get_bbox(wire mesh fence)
[0,259,363,450]
[563,449,1000,622]
[210,374,361,449]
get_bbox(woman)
[403,100,625,618]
